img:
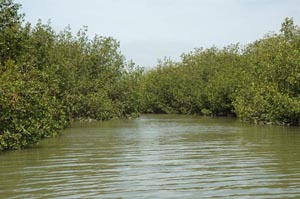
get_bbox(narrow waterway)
[1,114,300,199]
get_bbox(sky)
[16,0,300,67]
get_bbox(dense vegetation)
[141,18,300,126]
[1,0,299,151]
[0,0,143,150]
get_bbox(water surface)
[1,114,300,198]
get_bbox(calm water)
[1,114,300,199]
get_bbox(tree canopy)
[0,0,143,150]
[141,17,300,125]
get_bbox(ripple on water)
[1,115,300,199]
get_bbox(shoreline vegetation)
[1,0,300,151]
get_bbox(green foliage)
[0,0,143,151]
[142,18,300,125]
[0,62,66,150]
[234,17,300,125]
[141,46,243,116]
[0,0,24,65]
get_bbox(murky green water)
[1,114,300,199]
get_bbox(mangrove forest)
[1,0,300,151]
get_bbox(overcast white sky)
[16,0,300,67]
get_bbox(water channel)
[1,114,300,198]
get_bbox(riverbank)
[0,0,143,151]
[139,18,300,126]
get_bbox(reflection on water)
[1,114,300,198]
